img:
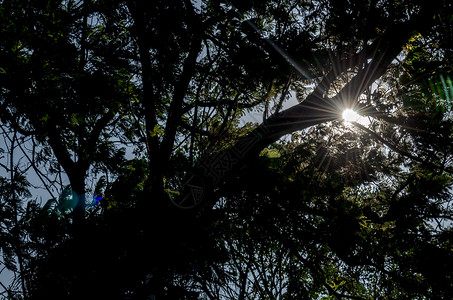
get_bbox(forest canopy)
[0,0,452,299]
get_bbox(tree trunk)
[66,168,87,228]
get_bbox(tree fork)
[173,2,440,209]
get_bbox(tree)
[210,125,453,299]
[0,0,452,299]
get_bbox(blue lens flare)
[93,195,103,206]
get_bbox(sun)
[342,109,360,122]
[341,109,371,127]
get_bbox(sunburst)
[342,109,360,122]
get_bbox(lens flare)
[93,195,103,206]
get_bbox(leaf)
[149,124,164,137]
[42,198,57,211]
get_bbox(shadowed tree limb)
[174,2,441,209]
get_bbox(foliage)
[0,0,452,299]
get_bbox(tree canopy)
[0,0,452,299]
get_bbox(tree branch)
[175,3,441,208]
[161,33,203,165]
[126,0,160,163]
[352,121,453,174]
